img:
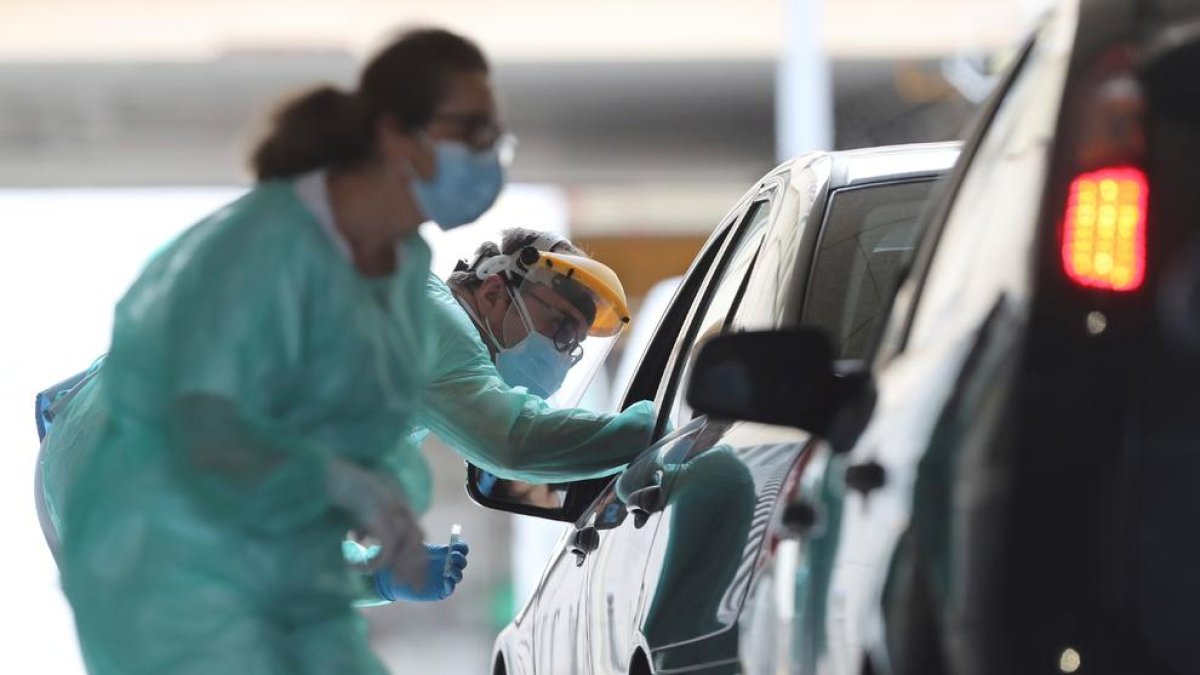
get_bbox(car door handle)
[782,498,819,536]
[569,525,599,567]
[844,460,887,496]
[626,469,666,529]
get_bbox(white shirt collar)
[294,169,353,262]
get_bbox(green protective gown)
[59,179,434,675]
[38,369,106,549]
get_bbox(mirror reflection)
[476,470,566,510]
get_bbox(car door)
[579,161,946,675]
[525,198,752,675]
[744,176,944,675]
[670,174,945,675]
[581,192,780,675]
[585,158,898,673]
[531,532,593,675]
[575,417,716,675]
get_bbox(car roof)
[761,141,961,194]
[829,141,962,188]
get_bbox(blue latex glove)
[373,540,469,602]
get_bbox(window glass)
[802,180,936,359]
[665,200,772,428]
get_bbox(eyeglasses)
[522,290,586,362]
[430,112,507,153]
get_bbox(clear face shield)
[487,249,631,407]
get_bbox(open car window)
[619,212,740,412]
[660,199,773,430]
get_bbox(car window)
[801,180,937,360]
[555,210,742,515]
[662,199,773,429]
[619,212,738,409]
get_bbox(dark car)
[687,1,1200,674]
[469,142,959,675]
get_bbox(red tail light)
[1060,166,1148,292]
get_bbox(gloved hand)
[326,458,426,589]
[373,540,470,602]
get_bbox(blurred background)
[0,0,1050,671]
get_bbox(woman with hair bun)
[59,28,513,675]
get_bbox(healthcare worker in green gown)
[48,28,657,673]
[60,28,501,675]
[37,227,656,606]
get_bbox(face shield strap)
[472,251,521,282]
[527,232,566,253]
[471,240,562,284]
[503,283,539,342]
[463,250,543,353]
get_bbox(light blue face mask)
[410,139,506,230]
[494,331,574,399]
[455,284,575,399]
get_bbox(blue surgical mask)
[494,331,574,399]
[455,284,575,398]
[410,140,505,230]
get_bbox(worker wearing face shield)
[351,227,658,602]
[416,227,656,484]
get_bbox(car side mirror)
[465,464,594,522]
[686,328,874,449]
